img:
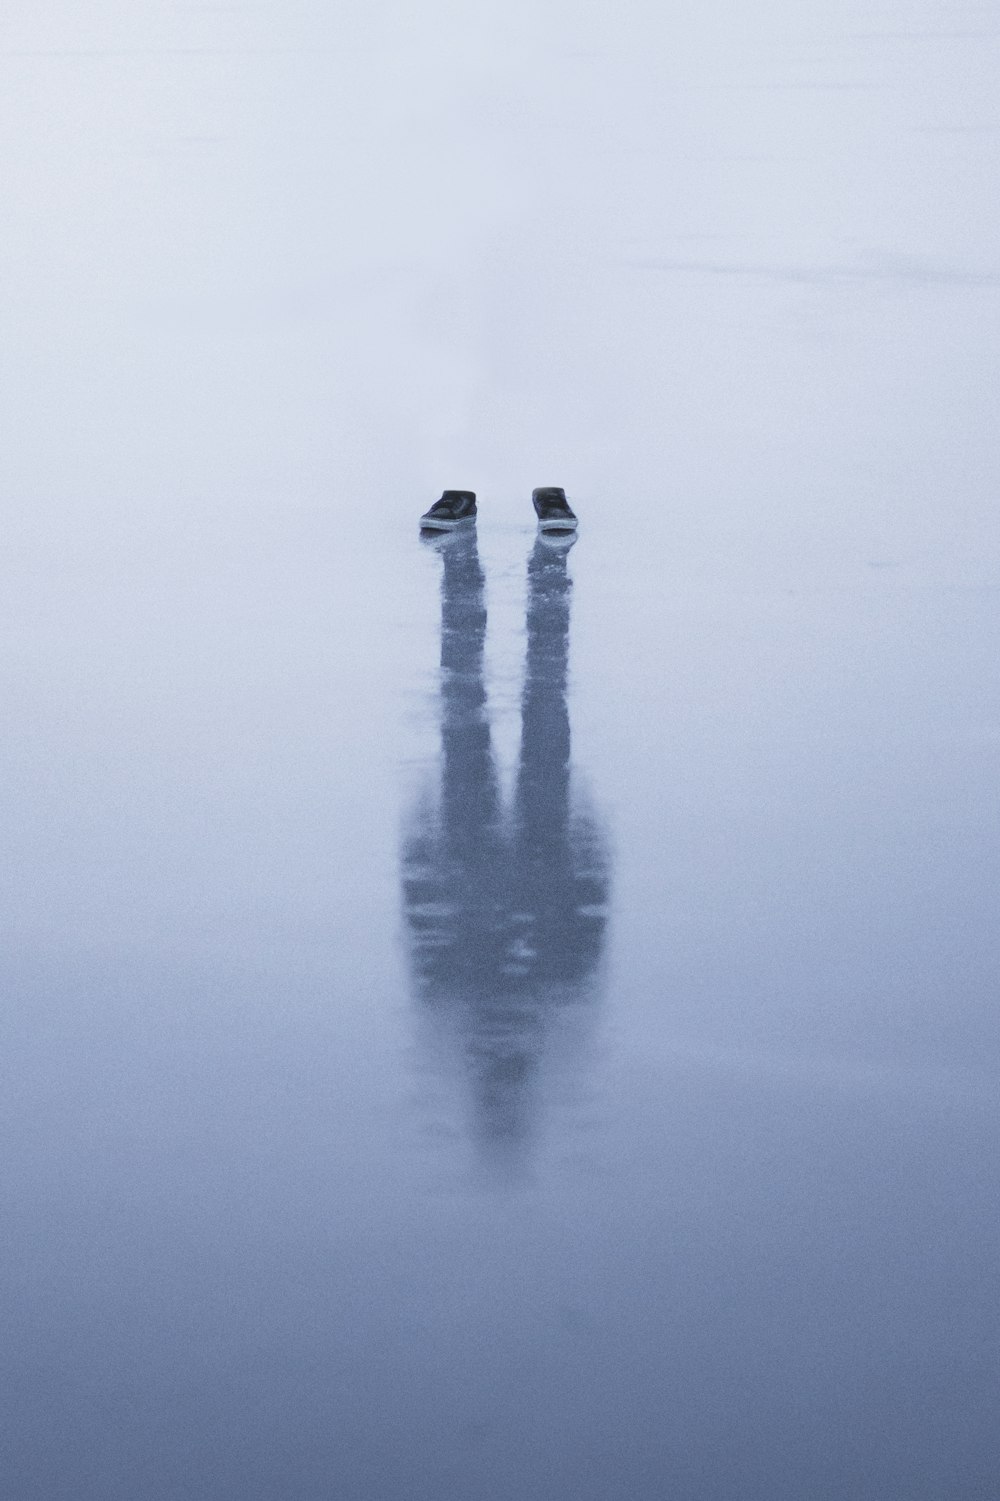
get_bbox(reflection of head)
[402,533,609,1170]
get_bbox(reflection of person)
[402,529,608,1169]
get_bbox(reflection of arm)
[402,814,510,1000]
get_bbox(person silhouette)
[402,529,609,1172]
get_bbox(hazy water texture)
[2,0,999,1497]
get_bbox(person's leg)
[436,531,499,848]
[402,532,502,992]
[513,538,608,986]
[516,538,572,832]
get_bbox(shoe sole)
[537,516,578,532]
[419,516,477,531]
[537,530,577,551]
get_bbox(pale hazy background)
[2,2,999,1498]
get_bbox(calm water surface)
[2,0,999,1496]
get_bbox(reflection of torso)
[401,534,609,1158]
[404,803,608,997]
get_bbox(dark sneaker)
[532,486,578,532]
[419,490,477,530]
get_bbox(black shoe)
[532,486,578,532]
[420,490,477,530]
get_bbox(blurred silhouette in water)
[402,531,609,1173]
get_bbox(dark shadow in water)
[402,532,610,1174]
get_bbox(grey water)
[3,0,1000,1497]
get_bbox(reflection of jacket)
[403,798,607,996]
[401,536,609,1156]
